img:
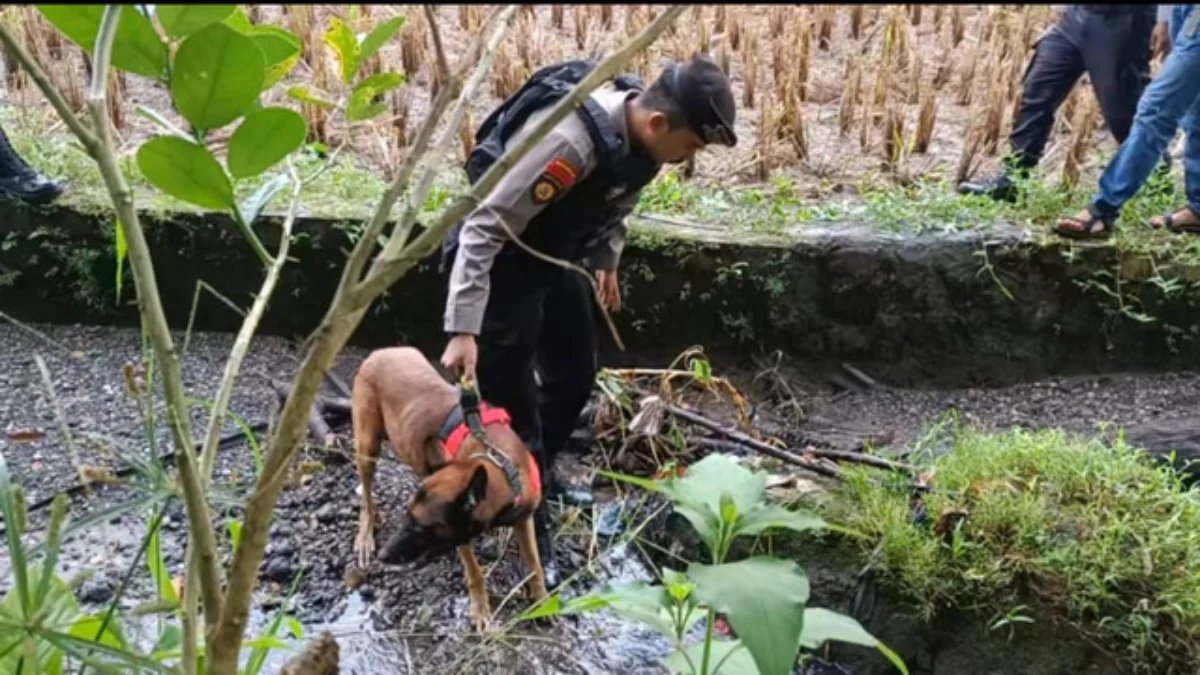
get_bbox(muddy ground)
[2,321,1199,673]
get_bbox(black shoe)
[0,124,63,206]
[957,172,1019,203]
[0,172,63,206]
[533,510,564,591]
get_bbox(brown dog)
[350,346,548,631]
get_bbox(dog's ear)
[459,465,488,512]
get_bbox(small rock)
[263,557,295,584]
[315,503,338,523]
[79,576,115,604]
[358,585,376,601]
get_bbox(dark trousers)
[470,248,599,498]
[1008,5,1156,170]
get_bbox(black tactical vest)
[440,60,662,275]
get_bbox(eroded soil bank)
[3,322,1198,673]
[5,200,1200,390]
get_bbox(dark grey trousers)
[1008,5,1157,170]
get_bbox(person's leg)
[1056,8,1200,238]
[1149,91,1200,232]
[527,267,601,589]
[959,10,1084,201]
[535,268,599,498]
[0,123,63,206]
[472,252,547,457]
[1083,7,1174,178]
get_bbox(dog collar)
[437,390,541,506]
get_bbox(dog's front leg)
[514,516,549,601]
[353,444,380,569]
[458,543,492,632]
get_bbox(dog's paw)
[353,530,376,569]
[468,598,493,633]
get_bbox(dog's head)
[378,460,491,567]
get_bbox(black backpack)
[440,59,646,270]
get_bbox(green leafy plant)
[519,453,908,675]
[285,15,407,123]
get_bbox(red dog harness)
[439,402,541,505]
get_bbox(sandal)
[1146,206,1200,234]
[1053,206,1115,241]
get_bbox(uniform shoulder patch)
[530,156,579,205]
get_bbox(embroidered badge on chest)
[531,156,579,205]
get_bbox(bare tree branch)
[85,6,226,627]
[375,6,519,265]
[424,5,452,88]
[204,7,532,670]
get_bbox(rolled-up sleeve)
[443,130,593,335]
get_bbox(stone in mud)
[315,503,339,523]
[263,557,297,584]
[78,575,115,604]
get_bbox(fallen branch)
[634,389,913,474]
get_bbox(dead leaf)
[71,351,85,360]
[6,428,46,442]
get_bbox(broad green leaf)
[285,617,303,640]
[324,17,361,83]
[249,26,302,88]
[665,639,761,675]
[799,609,908,675]
[359,15,405,62]
[137,136,234,210]
[736,504,828,539]
[152,624,181,657]
[227,107,307,178]
[223,6,252,32]
[147,518,178,605]
[563,582,676,637]
[286,86,338,109]
[690,558,809,675]
[243,637,290,650]
[38,5,168,79]
[114,220,127,305]
[171,22,266,131]
[347,71,405,121]
[68,614,128,651]
[515,594,563,622]
[157,5,235,38]
[227,519,243,556]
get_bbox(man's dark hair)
[636,71,689,131]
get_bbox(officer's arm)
[590,188,642,271]
[443,132,592,336]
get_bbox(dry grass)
[0,4,1117,203]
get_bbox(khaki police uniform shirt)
[444,82,645,336]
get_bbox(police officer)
[440,55,737,586]
[958,5,1172,202]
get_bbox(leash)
[456,376,526,503]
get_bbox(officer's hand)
[596,270,621,312]
[1151,21,1171,60]
[441,334,478,384]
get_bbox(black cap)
[663,55,738,148]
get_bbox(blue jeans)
[1092,4,1200,217]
